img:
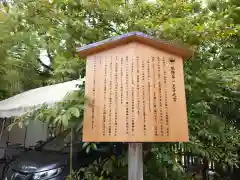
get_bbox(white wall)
[0,119,48,147]
[25,120,48,146]
[9,125,26,145]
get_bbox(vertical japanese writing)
[170,58,177,102]
[125,56,129,135]
[102,57,107,136]
[163,57,169,136]
[136,56,140,116]
[142,57,146,135]
[108,57,113,136]
[147,57,151,111]
[152,57,158,136]
[114,56,118,136]
[157,57,164,136]
[120,57,123,104]
[131,57,135,135]
[92,58,96,130]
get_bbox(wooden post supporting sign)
[77,32,192,179]
[128,143,143,180]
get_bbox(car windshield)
[42,131,73,152]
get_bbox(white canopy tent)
[0,80,81,118]
[0,80,81,147]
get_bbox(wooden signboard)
[77,32,192,142]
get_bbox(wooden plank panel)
[95,56,103,139]
[83,42,189,142]
[83,56,94,140]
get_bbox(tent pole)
[0,118,6,140]
[24,126,28,148]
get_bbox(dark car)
[4,131,116,180]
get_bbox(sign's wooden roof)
[76,32,192,59]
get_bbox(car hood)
[11,150,68,173]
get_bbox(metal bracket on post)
[128,143,143,180]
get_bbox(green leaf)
[91,143,97,150]
[83,142,89,149]
[86,146,91,154]
[7,122,18,131]
[68,107,80,117]
[62,114,69,127]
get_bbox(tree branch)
[37,58,53,71]
[47,49,54,63]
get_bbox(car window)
[42,130,84,152]
[42,131,71,152]
[61,141,84,153]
